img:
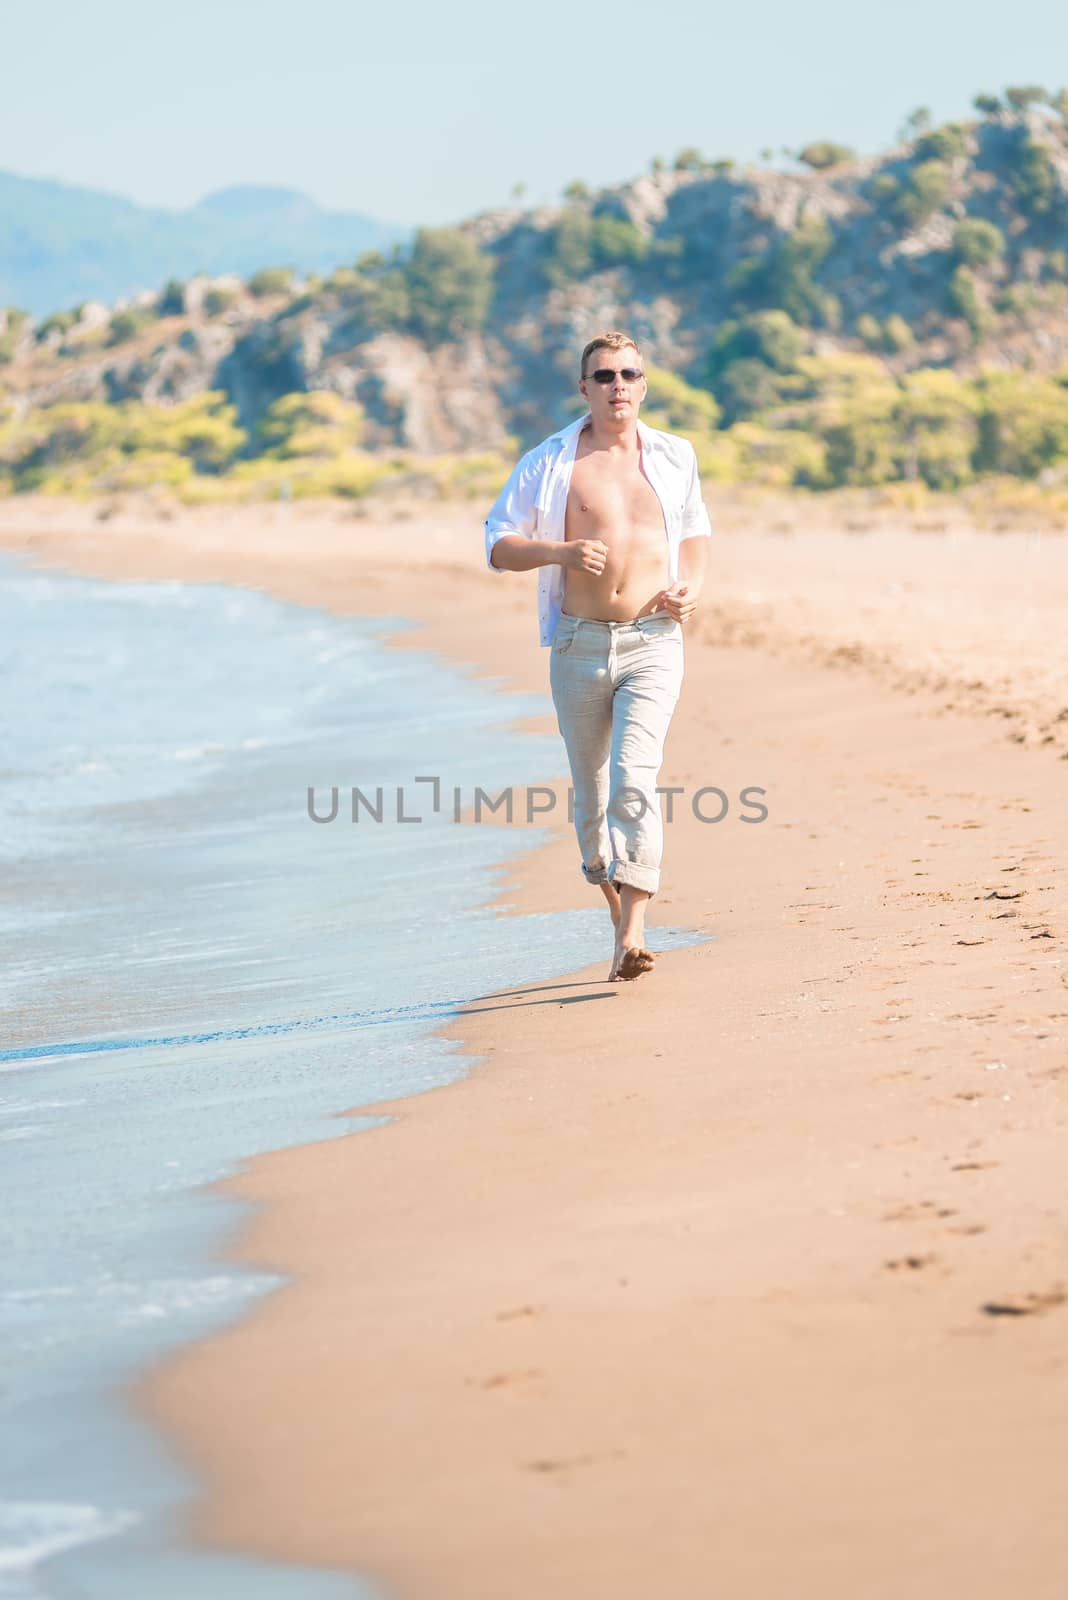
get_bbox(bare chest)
[565,452,666,546]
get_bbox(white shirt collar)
[549,412,659,450]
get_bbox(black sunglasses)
[587,367,644,384]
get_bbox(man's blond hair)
[580,330,643,378]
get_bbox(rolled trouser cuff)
[581,861,610,886]
[608,860,660,895]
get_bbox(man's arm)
[485,450,606,576]
[678,533,710,598]
[658,444,711,623]
[490,534,571,571]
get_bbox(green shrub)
[822,411,900,486]
[641,366,722,433]
[895,369,980,488]
[973,93,1002,116]
[325,267,361,293]
[798,142,855,169]
[948,265,987,336]
[1004,85,1048,113]
[894,160,951,229]
[706,312,809,422]
[590,215,648,266]
[916,124,969,162]
[35,309,78,343]
[856,313,882,347]
[1008,137,1059,217]
[0,307,29,362]
[545,211,593,285]
[673,148,703,172]
[952,217,1005,268]
[715,359,787,422]
[882,313,915,353]
[248,267,294,297]
[0,392,246,492]
[976,371,1068,474]
[710,309,807,377]
[256,391,364,458]
[562,180,589,201]
[730,422,828,487]
[106,308,149,345]
[158,279,186,316]
[122,392,246,472]
[405,227,494,343]
[203,286,239,316]
[867,172,900,207]
[729,219,833,324]
[548,212,652,281]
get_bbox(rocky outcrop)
[3,107,1067,452]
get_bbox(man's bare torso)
[562,424,669,621]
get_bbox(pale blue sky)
[4,0,1066,224]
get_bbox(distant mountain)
[0,173,408,317]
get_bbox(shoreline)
[4,497,1067,1597]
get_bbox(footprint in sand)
[477,1368,544,1390]
[495,1304,541,1322]
[981,1287,1065,1318]
[526,1449,626,1475]
[882,1201,956,1222]
[886,1254,939,1272]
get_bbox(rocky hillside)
[3,91,1068,495]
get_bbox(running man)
[484,331,711,980]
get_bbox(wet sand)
[3,493,1066,1598]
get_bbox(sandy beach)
[3,491,1067,1597]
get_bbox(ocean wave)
[0,1502,139,1591]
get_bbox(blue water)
[0,553,699,1598]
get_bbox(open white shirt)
[484,412,712,646]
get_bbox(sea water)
[0,552,699,1598]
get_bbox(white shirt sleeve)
[484,448,544,572]
[680,442,712,541]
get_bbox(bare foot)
[609,946,656,982]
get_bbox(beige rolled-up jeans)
[549,611,684,896]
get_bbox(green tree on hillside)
[882,314,915,353]
[249,267,294,297]
[705,310,806,422]
[0,308,29,363]
[1008,136,1060,217]
[948,265,989,339]
[1004,85,1048,112]
[158,279,186,316]
[916,124,969,162]
[730,220,833,324]
[107,308,149,345]
[893,160,951,229]
[256,392,364,458]
[976,371,1068,474]
[952,217,1006,268]
[899,106,932,141]
[798,142,855,170]
[641,366,722,433]
[405,227,495,343]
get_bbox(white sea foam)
[0,1502,138,1588]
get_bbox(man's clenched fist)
[564,539,609,576]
